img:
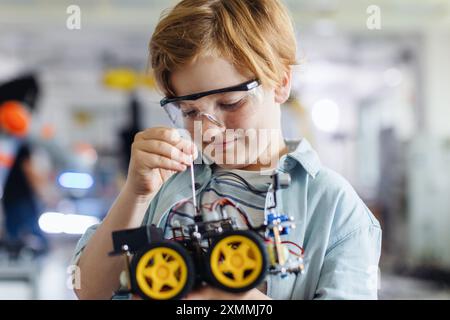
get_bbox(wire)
[164,209,195,236]
[264,239,305,257]
[198,171,268,212]
[168,236,186,241]
[287,249,303,258]
[281,241,305,255]
[213,198,256,230]
[212,171,268,194]
[164,170,271,239]
[172,199,194,211]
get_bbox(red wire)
[281,240,305,255]
[287,249,303,257]
[169,236,185,241]
[264,239,305,257]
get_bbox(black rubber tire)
[206,230,268,293]
[130,240,195,300]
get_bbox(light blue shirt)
[73,138,382,299]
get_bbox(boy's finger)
[137,127,181,145]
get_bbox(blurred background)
[0,0,449,299]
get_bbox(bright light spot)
[38,212,62,233]
[38,212,99,235]
[311,99,340,133]
[58,172,93,189]
[383,68,403,87]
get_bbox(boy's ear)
[274,68,292,104]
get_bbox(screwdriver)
[189,154,198,214]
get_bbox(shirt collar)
[284,138,321,178]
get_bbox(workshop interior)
[1,0,450,300]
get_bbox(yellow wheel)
[207,231,267,292]
[131,241,194,300]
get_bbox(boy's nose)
[201,117,226,143]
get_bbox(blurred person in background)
[0,74,51,255]
[118,93,143,175]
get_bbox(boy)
[73,0,381,300]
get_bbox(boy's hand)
[124,127,197,198]
[182,285,271,300]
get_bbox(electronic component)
[109,170,305,300]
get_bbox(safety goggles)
[160,79,261,128]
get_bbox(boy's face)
[170,55,288,170]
